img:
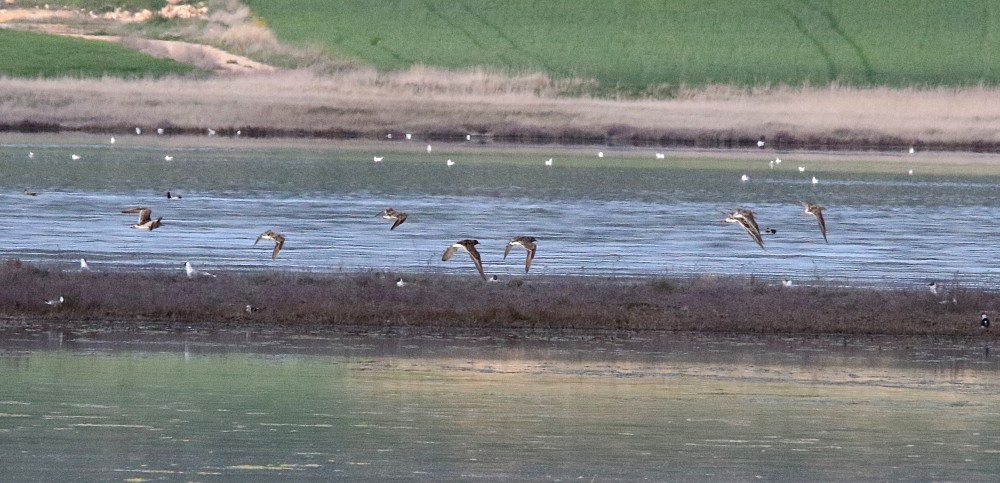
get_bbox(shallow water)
[1,331,998,481]
[2,139,1000,287]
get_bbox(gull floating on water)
[775,158,781,165]
[504,236,538,273]
[185,261,216,279]
[442,239,487,280]
[741,174,750,182]
[908,169,914,175]
[23,189,38,196]
[71,154,81,160]
[79,258,90,271]
[811,176,818,184]
[545,158,553,166]
[376,208,408,230]
[446,159,455,166]
[28,152,34,158]
[655,153,665,159]
[724,208,765,249]
[164,155,174,161]
[800,201,828,243]
[121,207,163,231]
[110,137,115,144]
[254,230,286,259]
[798,166,805,172]
[427,144,432,153]
[598,151,604,158]
[373,156,384,163]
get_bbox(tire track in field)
[422,0,517,66]
[455,1,555,73]
[796,0,876,84]
[773,2,838,82]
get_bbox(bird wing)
[464,244,487,280]
[442,245,460,261]
[504,240,515,259]
[524,244,536,273]
[390,212,407,230]
[738,217,765,249]
[271,235,285,259]
[136,208,152,224]
[814,209,828,243]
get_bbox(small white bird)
[135,127,142,135]
[909,146,915,154]
[741,174,750,182]
[236,130,241,136]
[782,279,793,287]
[928,282,938,295]
[811,176,818,184]
[110,137,115,144]
[446,159,455,166]
[597,151,604,158]
[757,139,765,148]
[545,158,553,166]
[655,153,665,159]
[396,278,407,287]
[798,166,805,172]
[208,128,216,136]
[28,152,34,159]
[427,144,433,153]
[775,158,781,164]
[466,134,471,141]
[184,261,216,279]
[71,154,81,160]
[373,156,384,163]
[908,169,914,175]
[405,133,412,140]
[80,258,90,271]
[45,296,64,306]
[769,161,774,169]
[157,128,164,135]
[386,133,393,139]
[164,155,174,161]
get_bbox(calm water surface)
[2,139,1000,287]
[1,331,998,481]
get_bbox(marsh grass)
[4,71,1000,150]
[2,260,995,337]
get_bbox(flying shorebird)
[185,261,216,278]
[376,208,408,230]
[166,191,182,200]
[79,258,90,271]
[800,202,828,243]
[121,207,163,231]
[504,236,538,273]
[442,239,487,280]
[723,208,765,249]
[254,230,286,259]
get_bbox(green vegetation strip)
[245,0,1000,90]
[0,29,194,78]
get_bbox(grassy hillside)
[0,29,195,78]
[244,0,1000,90]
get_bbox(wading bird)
[504,236,538,273]
[800,202,828,243]
[254,230,286,259]
[442,239,487,280]
[121,207,163,231]
[376,208,408,230]
[723,208,765,249]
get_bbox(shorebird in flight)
[504,236,538,273]
[80,258,91,271]
[376,208,408,230]
[442,239,487,280]
[254,230,286,259]
[724,208,765,249]
[185,261,216,279]
[121,207,163,231]
[800,202,828,243]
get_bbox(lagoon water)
[2,138,1000,288]
[1,330,999,481]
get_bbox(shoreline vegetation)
[4,72,1000,153]
[1,260,996,339]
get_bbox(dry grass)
[3,70,1000,150]
[2,260,996,337]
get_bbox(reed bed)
[1,260,995,337]
[4,70,1000,150]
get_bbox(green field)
[0,29,195,78]
[244,0,1000,90]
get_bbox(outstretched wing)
[465,244,487,280]
[814,209,828,243]
[390,212,407,230]
[271,235,285,259]
[523,245,536,273]
[442,245,460,261]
